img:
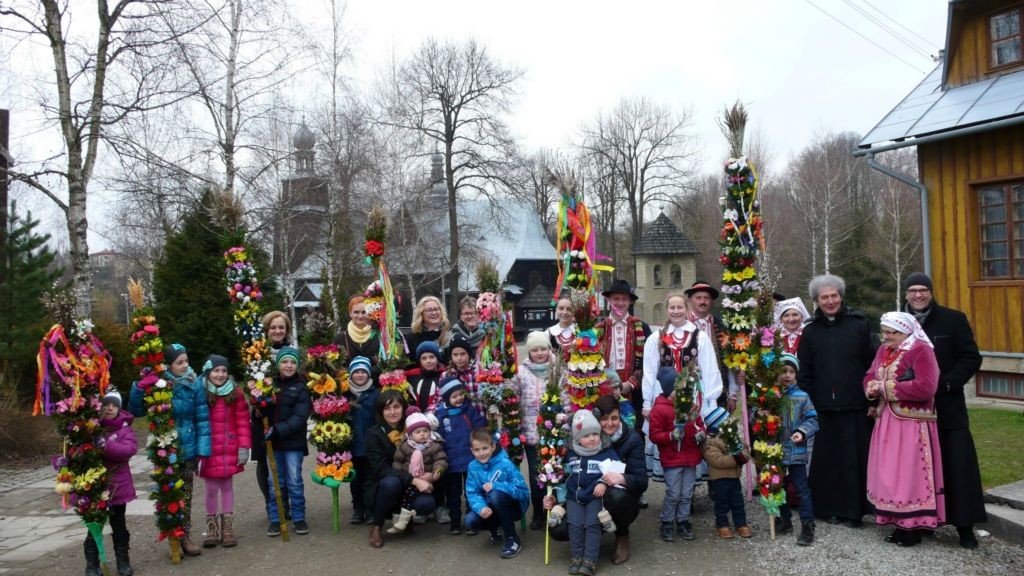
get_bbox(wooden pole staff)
[263,416,289,542]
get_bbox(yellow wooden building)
[857,0,1024,399]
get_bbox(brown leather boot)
[612,535,630,565]
[202,516,220,548]
[181,534,202,556]
[220,514,237,547]
[368,525,383,548]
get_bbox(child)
[776,353,818,546]
[565,410,621,576]
[434,375,487,534]
[347,356,380,525]
[514,330,553,530]
[197,354,251,547]
[604,369,636,430]
[700,407,752,539]
[264,346,312,537]
[407,341,444,412]
[128,343,210,555]
[648,366,702,542]
[444,335,482,414]
[465,427,531,559]
[389,407,448,533]
[90,390,137,576]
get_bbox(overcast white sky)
[3,0,949,249]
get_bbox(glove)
[693,430,706,445]
[238,448,251,466]
[264,426,276,441]
[670,428,684,442]
[733,453,749,466]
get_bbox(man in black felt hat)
[901,272,985,549]
[684,281,734,411]
[596,279,651,430]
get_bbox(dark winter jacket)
[267,373,311,454]
[365,423,412,501]
[404,328,446,364]
[129,370,211,462]
[606,424,648,496]
[99,410,138,506]
[565,445,620,505]
[434,401,487,473]
[904,301,983,431]
[797,306,878,412]
[349,386,381,458]
[335,331,382,378]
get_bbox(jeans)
[351,456,370,512]
[710,478,747,528]
[567,499,602,562]
[549,487,642,540]
[445,472,467,527]
[372,475,437,526]
[782,463,814,522]
[267,450,306,523]
[661,466,696,523]
[464,489,523,539]
[524,445,544,520]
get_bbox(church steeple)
[293,121,316,175]
[430,147,447,202]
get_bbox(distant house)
[632,211,698,323]
[856,0,1024,399]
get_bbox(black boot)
[797,520,815,546]
[112,528,134,576]
[83,538,102,576]
[775,516,794,535]
[957,526,979,550]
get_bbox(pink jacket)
[198,395,251,478]
[513,361,548,445]
[100,411,138,506]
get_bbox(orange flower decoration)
[307,372,338,395]
[717,331,732,349]
[733,333,751,351]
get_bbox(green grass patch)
[968,407,1024,489]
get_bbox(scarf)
[206,377,236,396]
[573,438,602,457]
[525,360,550,380]
[904,301,933,326]
[407,437,432,477]
[166,367,197,388]
[347,321,373,345]
[348,377,373,397]
[881,311,934,350]
[386,427,403,447]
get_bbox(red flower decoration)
[364,240,385,257]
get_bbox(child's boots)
[220,513,237,547]
[203,515,220,547]
[112,530,134,576]
[387,508,416,534]
[84,538,102,576]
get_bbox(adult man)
[447,295,486,352]
[685,282,733,411]
[797,274,877,527]
[902,272,985,549]
[596,279,650,428]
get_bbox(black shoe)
[824,516,840,525]
[797,521,815,546]
[776,516,794,535]
[114,546,134,576]
[678,520,695,541]
[489,530,503,545]
[897,530,922,548]
[638,494,649,509]
[266,522,281,537]
[293,520,310,535]
[529,516,545,531]
[958,526,979,549]
[465,527,479,535]
[885,529,905,544]
[500,536,522,559]
[450,525,463,535]
[350,509,366,524]
[84,539,102,576]
[842,518,863,528]
[659,522,675,542]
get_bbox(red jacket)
[199,395,251,479]
[648,396,702,468]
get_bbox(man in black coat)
[797,274,877,528]
[902,272,986,549]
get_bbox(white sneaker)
[436,508,451,524]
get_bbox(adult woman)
[775,297,811,354]
[448,296,486,352]
[251,310,293,520]
[547,395,648,565]
[547,294,575,361]
[335,296,382,373]
[405,296,450,364]
[864,312,945,547]
[365,390,437,548]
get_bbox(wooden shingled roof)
[632,212,698,255]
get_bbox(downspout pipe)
[865,153,932,277]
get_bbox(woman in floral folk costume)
[865,312,945,547]
[128,343,211,556]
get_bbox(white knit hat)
[526,330,551,351]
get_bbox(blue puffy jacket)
[781,383,819,465]
[349,386,380,458]
[434,401,487,473]
[128,370,211,462]
[465,447,530,516]
[565,446,620,504]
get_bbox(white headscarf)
[774,297,811,327]
[880,311,933,350]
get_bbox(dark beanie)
[657,366,678,397]
[164,343,187,365]
[203,354,230,373]
[903,272,933,292]
[438,374,464,404]
[445,335,473,361]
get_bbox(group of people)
[81,271,989,576]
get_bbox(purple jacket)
[100,410,138,506]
